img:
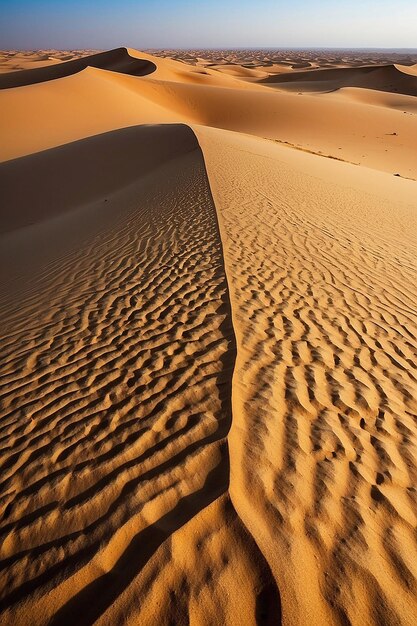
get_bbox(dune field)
[0,47,417,625]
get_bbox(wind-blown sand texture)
[1,47,417,626]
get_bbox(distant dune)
[261,63,417,96]
[1,47,417,626]
[0,47,156,89]
[0,48,416,179]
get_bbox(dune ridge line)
[0,123,284,625]
[0,47,157,90]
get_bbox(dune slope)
[1,49,416,179]
[197,125,417,626]
[0,124,280,625]
[0,124,200,233]
[262,63,417,96]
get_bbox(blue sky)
[0,0,416,49]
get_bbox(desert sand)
[0,47,417,626]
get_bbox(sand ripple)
[0,126,279,624]
[198,127,417,625]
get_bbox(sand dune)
[0,66,191,161]
[1,47,417,625]
[0,49,416,179]
[0,53,63,73]
[197,125,417,625]
[150,49,417,74]
[262,63,417,96]
[0,50,97,74]
[0,47,156,89]
[208,64,269,79]
[0,124,277,625]
[1,124,199,232]
[397,63,417,77]
[328,87,417,113]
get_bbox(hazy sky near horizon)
[0,0,416,50]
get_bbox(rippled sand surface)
[1,48,417,625]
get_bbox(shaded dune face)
[0,47,156,90]
[0,124,200,233]
[262,64,417,96]
[0,124,280,625]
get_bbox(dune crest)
[0,47,156,89]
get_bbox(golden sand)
[0,48,416,625]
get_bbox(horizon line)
[3,46,417,53]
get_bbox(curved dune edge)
[325,87,417,114]
[0,123,283,625]
[0,47,157,89]
[394,63,417,77]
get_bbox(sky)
[0,0,416,50]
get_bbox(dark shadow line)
[48,459,227,626]
[194,128,282,626]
